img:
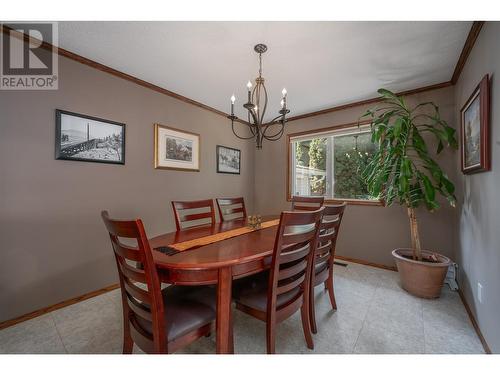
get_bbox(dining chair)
[101,211,216,354]
[291,196,325,211]
[171,199,216,231]
[216,197,247,222]
[233,207,324,354]
[309,202,346,334]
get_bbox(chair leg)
[309,285,318,334]
[123,327,134,354]
[300,302,314,350]
[266,320,276,354]
[326,274,337,310]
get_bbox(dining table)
[149,215,279,354]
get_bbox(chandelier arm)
[232,120,257,140]
[262,121,285,139]
[259,83,268,124]
[247,108,259,125]
[261,115,286,137]
[244,112,257,136]
[263,125,286,141]
[266,114,287,127]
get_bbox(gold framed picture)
[154,124,200,171]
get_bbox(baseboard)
[0,284,120,331]
[457,289,492,354]
[335,255,397,272]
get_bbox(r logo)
[1,22,58,90]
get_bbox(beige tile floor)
[0,262,485,354]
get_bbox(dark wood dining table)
[149,215,279,354]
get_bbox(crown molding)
[451,21,485,84]
[2,22,485,125]
[278,81,453,124]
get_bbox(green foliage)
[308,138,326,194]
[361,89,458,211]
[308,138,326,170]
[334,133,377,199]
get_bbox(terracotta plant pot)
[392,248,451,299]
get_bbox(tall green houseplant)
[361,89,458,261]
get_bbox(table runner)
[167,219,280,252]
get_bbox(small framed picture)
[55,109,125,164]
[154,124,200,171]
[460,74,491,174]
[217,145,241,175]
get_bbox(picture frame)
[154,123,200,171]
[216,145,241,175]
[55,109,125,165]
[460,74,491,174]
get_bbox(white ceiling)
[58,22,471,121]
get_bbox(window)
[288,124,380,204]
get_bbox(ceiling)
[58,22,471,121]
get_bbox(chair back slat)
[277,259,308,281]
[291,196,325,211]
[172,199,216,230]
[267,208,324,314]
[276,274,306,295]
[101,211,167,353]
[313,203,347,278]
[180,211,214,223]
[278,242,311,264]
[216,197,247,222]
[113,243,144,262]
[119,261,147,283]
[123,277,152,305]
[127,297,153,321]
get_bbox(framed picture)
[55,109,125,164]
[460,74,491,174]
[217,145,241,175]
[154,124,200,171]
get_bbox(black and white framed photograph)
[55,109,125,164]
[154,123,200,171]
[217,145,241,175]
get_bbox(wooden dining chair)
[309,202,346,334]
[101,211,216,354]
[216,197,247,222]
[233,207,324,354]
[171,199,216,231]
[291,196,325,211]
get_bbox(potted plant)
[361,89,458,298]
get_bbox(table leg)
[216,266,234,354]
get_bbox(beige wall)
[454,21,500,353]
[0,55,255,322]
[254,86,458,267]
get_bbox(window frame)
[286,120,384,206]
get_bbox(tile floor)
[0,262,485,354]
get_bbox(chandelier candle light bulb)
[231,94,236,115]
[227,43,290,149]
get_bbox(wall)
[0,54,255,322]
[254,86,458,267]
[454,21,500,353]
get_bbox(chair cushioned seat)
[136,285,216,341]
[233,274,301,312]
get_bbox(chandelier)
[228,44,290,149]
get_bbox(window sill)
[286,197,384,207]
